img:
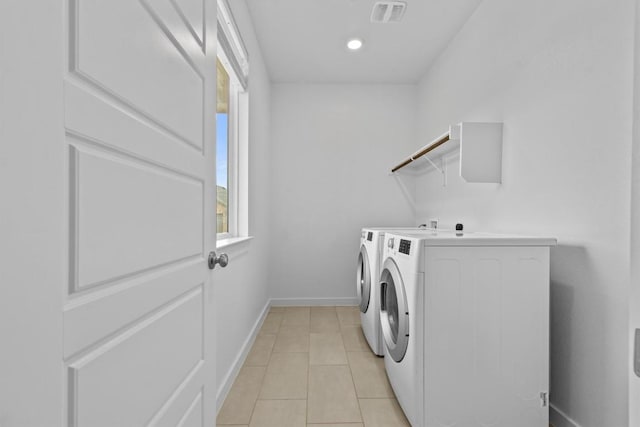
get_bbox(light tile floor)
[217,306,410,427]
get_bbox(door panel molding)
[138,0,206,75]
[67,286,204,426]
[175,390,204,427]
[68,0,205,150]
[65,81,205,174]
[147,365,204,426]
[64,265,203,358]
[170,0,205,50]
[68,140,204,292]
[141,0,206,65]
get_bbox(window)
[216,59,230,234]
[216,0,248,240]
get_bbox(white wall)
[0,2,65,424]
[414,1,635,426]
[269,84,417,302]
[215,0,272,405]
[629,1,640,424]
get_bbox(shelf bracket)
[421,155,443,174]
[391,173,416,207]
[414,155,446,186]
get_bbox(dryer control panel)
[399,239,411,255]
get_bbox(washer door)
[356,245,371,313]
[379,258,409,362]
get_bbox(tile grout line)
[246,308,281,426]
[306,307,312,425]
[224,306,372,426]
[343,313,367,427]
[306,341,311,425]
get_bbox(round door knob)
[208,251,229,269]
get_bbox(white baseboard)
[270,297,359,307]
[215,300,270,413]
[551,403,582,427]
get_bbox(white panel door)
[64,0,217,425]
[0,0,218,425]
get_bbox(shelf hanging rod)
[411,133,450,161]
[391,158,413,173]
[391,131,451,173]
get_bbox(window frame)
[216,48,240,239]
[216,0,248,242]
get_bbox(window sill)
[217,236,254,250]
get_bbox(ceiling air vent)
[370,1,407,24]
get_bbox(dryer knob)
[388,238,395,249]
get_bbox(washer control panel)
[399,239,411,255]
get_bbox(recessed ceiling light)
[347,38,363,51]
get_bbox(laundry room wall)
[413,0,635,426]
[630,2,640,422]
[215,0,272,408]
[269,84,417,304]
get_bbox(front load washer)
[379,230,556,427]
[357,227,427,356]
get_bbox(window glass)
[216,58,230,234]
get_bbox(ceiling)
[243,0,483,84]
